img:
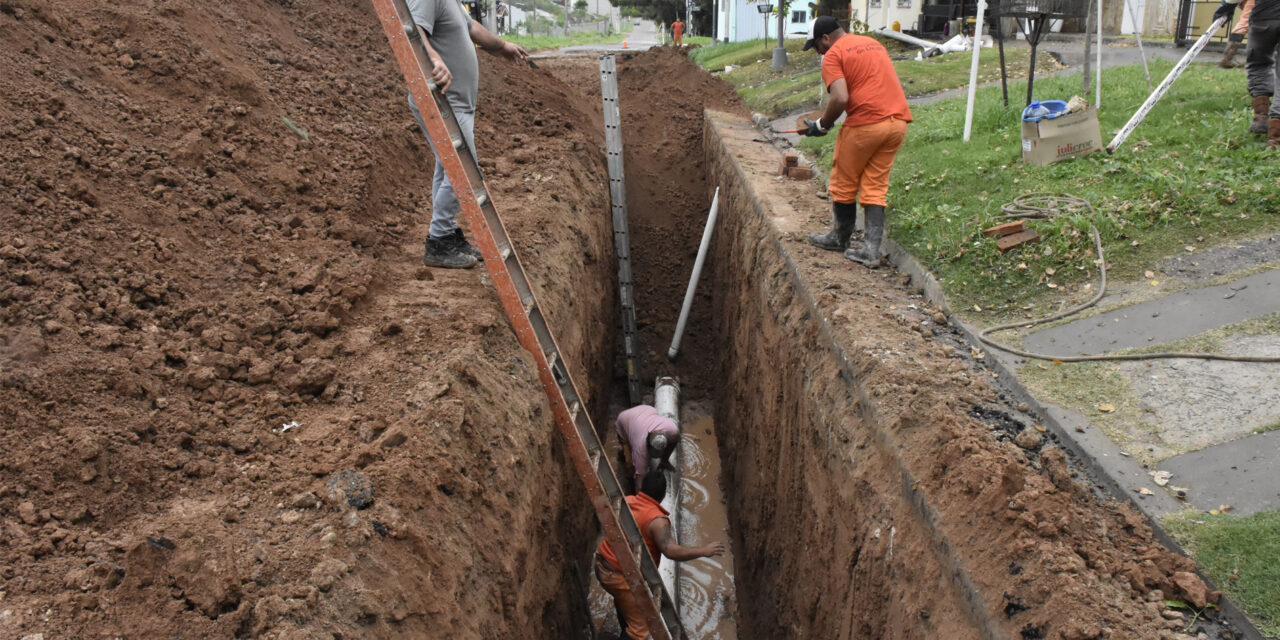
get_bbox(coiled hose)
[976,193,1280,363]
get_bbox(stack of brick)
[982,219,1041,253]
[778,152,813,181]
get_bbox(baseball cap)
[803,16,841,51]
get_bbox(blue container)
[1022,99,1069,122]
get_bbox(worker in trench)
[798,16,913,267]
[596,470,725,639]
[1215,0,1280,146]
[404,0,529,269]
[614,404,680,492]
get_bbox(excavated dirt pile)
[0,0,615,637]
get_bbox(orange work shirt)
[820,33,913,128]
[673,21,684,36]
[598,492,670,570]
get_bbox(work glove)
[1212,1,1236,23]
[802,118,830,137]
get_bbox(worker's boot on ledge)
[807,201,857,251]
[450,228,483,259]
[423,234,478,269]
[1220,41,1242,68]
[1268,119,1280,149]
[845,204,886,268]
[1250,95,1272,134]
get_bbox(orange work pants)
[596,556,650,639]
[673,28,683,45]
[828,116,907,207]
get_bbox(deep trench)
[543,51,1215,640]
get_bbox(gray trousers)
[1246,19,1280,118]
[408,93,477,239]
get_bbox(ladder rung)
[521,294,535,315]
[499,243,513,260]
[451,135,465,150]
[475,191,489,207]
[569,400,581,421]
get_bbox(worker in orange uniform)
[596,470,725,639]
[672,18,685,46]
[799,16,912,267]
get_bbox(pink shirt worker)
[614,405,680,479]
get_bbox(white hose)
[668,188,720,360]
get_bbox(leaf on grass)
[1185,246,1195,253]
[1219,504,1233,512]
[1150,280,1160,287]
[1144,270,1155,278]
[1051,359,1063,365]
[971,346,985,360]
[1165,600,1192,610]
[1045,267,1056,275]
[1098,403,1117,413]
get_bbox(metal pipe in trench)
[653,376,682,614]
[668,188,719,361]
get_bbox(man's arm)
[649,517,725,562]
[416,25,453,91]
[469,20,529,62]
[818,78,849,131]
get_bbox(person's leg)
[409,94,479,268]
[846,118,907,267]
[1245,20,1280,134]
[596,558,651,640]
[1270,28,1280,147]
[813,125,874,253]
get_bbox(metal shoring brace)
[599,54,644,406]
[367,2,684,638]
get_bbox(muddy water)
[672,410,738,640]
[589,404,738,639]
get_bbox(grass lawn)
[507,30,625,52]
[1164,509,1280,636]
[693,36,1064,116]
[797,61,1280,316]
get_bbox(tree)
[573,0,589,19]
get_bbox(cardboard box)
[1021,107,1101,166]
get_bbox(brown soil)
[0,0,1231,635]
[0,0,614,636]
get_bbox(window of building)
[791,10,806,22]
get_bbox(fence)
[520,18,611,36]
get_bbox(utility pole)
[772,1,788,69]
[565,0,571,34]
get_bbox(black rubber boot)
[845,204,886,267]
[807,201,858,251]
[450,228,483,259]
[423,235,478,269]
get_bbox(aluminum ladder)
[368,2,684,637]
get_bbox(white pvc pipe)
[962,0,987,142]
[653,376,681,608]
[1107,16,1228,152]
[667,187,719,361]
[873,27,940,56]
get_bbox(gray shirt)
[406,0,479,113]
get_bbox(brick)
[786,165,814,181]
[778,161,790,177]
[996,229,1041,253]
[782,152,799,167]
[982,220,1027,238]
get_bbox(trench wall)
[704,113,991,639]
[701,108,1208,640]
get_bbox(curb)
[883,236,1268,640]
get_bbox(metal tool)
[368,2,684,637]
[600,54,643,406]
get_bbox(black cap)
[803,16,841,51]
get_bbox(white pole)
[962,0,987,142]
[1096,0,1102,107]
[668,187,720,360]
[1107,16,1228,152]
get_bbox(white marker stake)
[962,0,987,142]
[1107,16,1228,153]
